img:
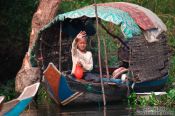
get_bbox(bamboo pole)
[93,0,106,106]
[59,22,62,71]
[39,36,44,82]
[102,35,110,78]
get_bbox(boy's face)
[77,38,87,52]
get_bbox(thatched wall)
[128,33,169,82]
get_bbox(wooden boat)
[131,75,168,92]
[0,96,5,111]
[43,63,168,106]
[34,2,169,106]
[0,82,40,116]
[0,96,5,105]
[43,63,128,106]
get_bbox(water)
[21,103,175,116]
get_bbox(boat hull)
[66,77,128,105]
[131,75,168,92]
[43,63,168,106]
[0,83,40,116]
[43,63,128,106]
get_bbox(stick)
[39,36,44,82]
[59,22,62,71]
[102,35,110,78]
[93,0,106,106]
[99,22,129,49]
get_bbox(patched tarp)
[121,2,167,42]
[122,2,167,31]
[40,5,142,39]
[98,2,156,30]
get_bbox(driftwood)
[15,0,61,93]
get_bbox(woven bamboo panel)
[38,22,73,71]
[128,33,169,82]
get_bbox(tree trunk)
[15,0,61,93]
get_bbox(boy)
[71,31,93,74]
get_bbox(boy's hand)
[77,61,82,67]
[76,31,86,39]
[77,61,82,65]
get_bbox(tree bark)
[15,0,61,93]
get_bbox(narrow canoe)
[0,82,40,116]
[0,96,5,104]
[0,96,5,111]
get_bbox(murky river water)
[21,103,175,116]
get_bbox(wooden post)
[93,0,106,106]
[102,36,110,78]
[59,22,62,71]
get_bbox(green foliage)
[30,47,38,67]
[0,79,53,103]
[166,56,175,89]
[37,85,53,104]
[128,92,137,106]
[0,0,39,81]
[165,89,175,107]
[0,79,17,101]
[128,89,175,107]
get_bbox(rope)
[93,0,106,106]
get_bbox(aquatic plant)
[36,85,53,104]
[128,89,175,107]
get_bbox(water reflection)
[21,103,175,116]
[133,106,175,115]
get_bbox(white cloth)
[71,39,93,74]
